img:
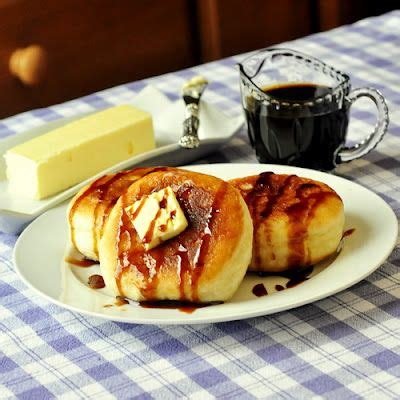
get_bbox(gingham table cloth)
[1,11,399,400]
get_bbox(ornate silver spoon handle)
[179,76,208,149]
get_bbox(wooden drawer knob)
[9,45,48,86]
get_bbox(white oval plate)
[13,164,398,325]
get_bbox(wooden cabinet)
[196,0,399,61]
[196,0,314,61]
[0,0,198,118]
[0,0,397,118]
[317,0,399,31]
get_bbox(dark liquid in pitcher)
[245,83,349,170]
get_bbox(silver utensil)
[179,76,208,149]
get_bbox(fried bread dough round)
[99,168,253,302]
[230,172,344,273]
[67,167,163,261]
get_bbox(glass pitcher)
[238,48,389,170]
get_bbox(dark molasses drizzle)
[251,265,314,296]
[93,168,169,254]
[115,296,129,306]
[140,191,169,245]
[69,169,134,250]
[88,274,105,289]
[143,208,162,244]
[116,183,174,299]
[114,168,173,299]
[343,228,355,238]
[116,179,228,304]
[103,297,130,308]
[116,200,149,297]
[69,167,168,254]
[92,171,134,255]
[159,197,168,209]
[260,174,296,218]
[285,265,314,288]
[286,184,334,267]
[65,256,98,267]
[173,186,195,299]
[177,244,191,299]
[191,182,228,301]
[242,172,339,270]
[244,172,273,267]
[245,172,297,267]
[252,283,268,297]
[255,265,314,289]
[139,300,221,314]
[248,174,337,269]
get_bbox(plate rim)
[13,163,399,325]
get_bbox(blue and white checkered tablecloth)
[1,11,400,399]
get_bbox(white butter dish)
[0,86,244,234]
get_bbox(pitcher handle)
[336,87,389,164]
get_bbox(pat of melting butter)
[126,187,188,250]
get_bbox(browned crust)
[100,168,252,301]
[230,172,344,271]
[68,167,169,259]
[231,173,342,221]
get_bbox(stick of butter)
[4,105,155,199]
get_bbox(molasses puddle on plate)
[88,274,105,289]
[65,256,99,268]
[101,298,221,314]
[139,301,222,314]
[343,228,356,238]
[251,266,314,297]
[249,230,355,299]
[252,283,268,297]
